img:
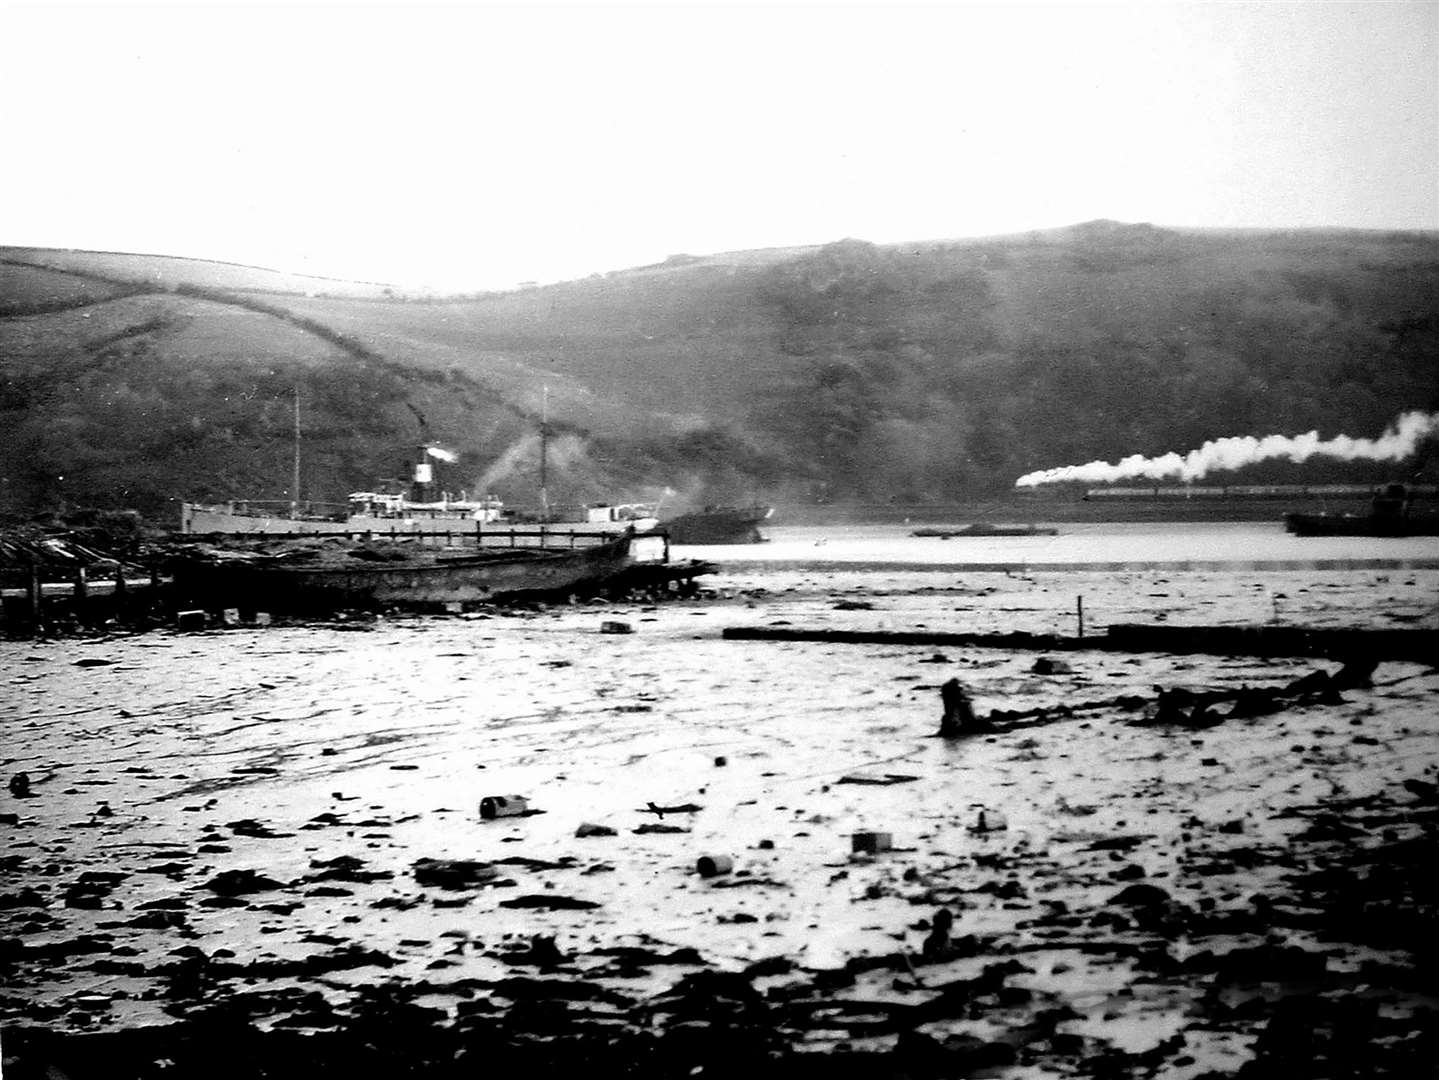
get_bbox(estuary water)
[680,520,1439,570]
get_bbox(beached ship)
[166,529,704,613]
[663,505,773,544]
[181,439,664,536]
[181,442,512,535]
[181,497,499,535]
[1284,484,1439,537]
[180,495,661,536]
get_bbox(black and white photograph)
[2,1,1437,1076]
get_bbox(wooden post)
[938,678,993,737]
[73,565,88,603]
[1076,595,1084,638]
[27,563,41,622]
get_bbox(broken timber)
[721,624,1438,664]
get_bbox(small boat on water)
[1284,483,1439,537]
[664,505,774,545]
[911,523,1059,538]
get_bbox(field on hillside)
[0,247,408,300]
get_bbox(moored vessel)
[663,505,773,544]
[1284,483,1439,537]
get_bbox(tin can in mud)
[851,831,893,854]
[480,795,529,819]
[696,854,734,877]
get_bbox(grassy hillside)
[3,223,1437,525]
[0,247,411,300]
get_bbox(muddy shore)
[2,562,1437,1078]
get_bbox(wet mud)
[2,567,1437,1077]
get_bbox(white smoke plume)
[1013,411,1439,488]
[474,432,591,494]
[475,434,538,493]
[426,446,459,463]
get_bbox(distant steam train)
[1075,483,1437,500]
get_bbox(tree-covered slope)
[3,222,1437,523]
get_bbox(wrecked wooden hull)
[171,536,637,612]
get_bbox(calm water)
[679,521,1439,570]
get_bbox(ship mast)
[539,385,550,522]
[290,387,301,519]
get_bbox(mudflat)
[2,562,1436,1078]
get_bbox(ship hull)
[182,503,483,536]
[663,506,773,545]
[171,535,638,613]
[1284,513,1439,537]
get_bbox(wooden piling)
[27,564,41,621]
[938,678,993,737]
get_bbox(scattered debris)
[498,894,600,911]
[479,795,530,820]
[968,807,1008,834]
[1031,656,1073,675]
[203,869,285,896]
[921,908,955,960]
[412,858,499,889]
[697,854,734,877]
[641,801,703,817]
[852,832,893,854]
[837,773,918,786]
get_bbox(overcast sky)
[3,0,1435,290]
